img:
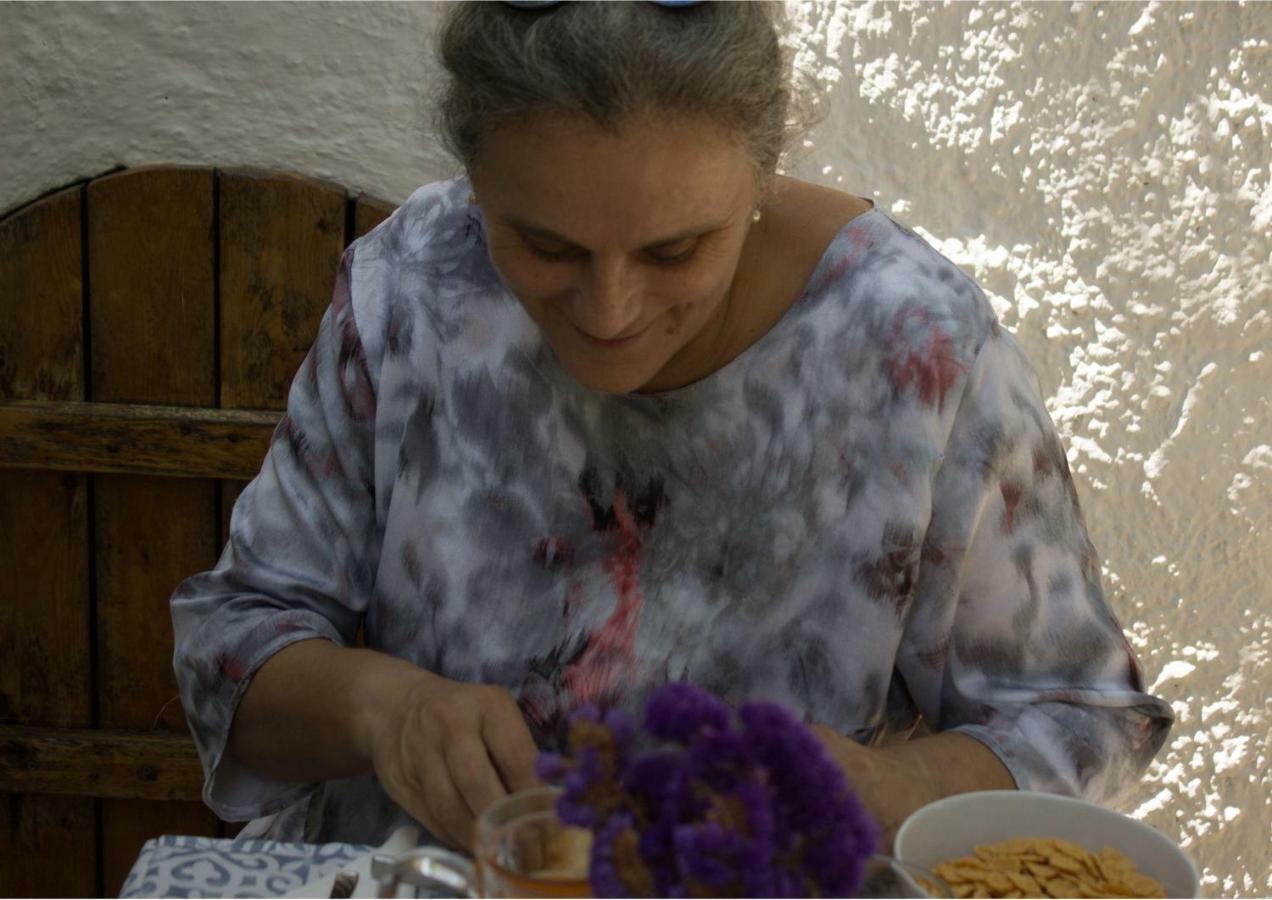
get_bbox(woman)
[171,1,1172,853]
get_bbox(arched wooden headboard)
[0,166,396,896]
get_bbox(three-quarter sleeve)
[898,321,1173,802]
[171,246,383,822]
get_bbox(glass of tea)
[475,786,592,898]
[371,786,592,898]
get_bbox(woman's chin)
[554,353,661,395]
[566,364,655,395]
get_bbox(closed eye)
[525,239,697,266]
[527,245,580,263]
[506,217,727,269]
[523,238,585,263]
[645,239,699,266]
[518,225,706,266]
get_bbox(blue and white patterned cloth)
[119,835,369,899]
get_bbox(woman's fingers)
[370,678,546,853]
[389,726,473,850]
[417,752,478,850]
[482,692,544,794]
[379,755,458,851]
[445,730,510,833]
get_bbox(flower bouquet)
[536,683,881,897]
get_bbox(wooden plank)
[0,470,90,720]
[0,795,97,898]
[88,167,217,409]
[218,169,347,548]
[0,184,96,897]
[87,167,221,893]
[0,726,203,802]
[354,193,396,240]
[0,188,84,404]
[0,400,279,479]
[95,474,221,729]
[219,168,347,410]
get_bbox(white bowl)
[893,790,1198,898]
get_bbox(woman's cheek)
[649,265,730,315]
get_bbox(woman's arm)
[905,326,1171,800]
[173,231,540,845]
[813,726,1014,850]
[227,638,541,850]
[226,639,417,783]
[842,319,1172,848]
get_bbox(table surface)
[120,833,906,898]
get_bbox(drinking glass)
[371,786,592,898]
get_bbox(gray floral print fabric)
[171,177,1172,845]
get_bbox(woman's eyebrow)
[508,217,721,251]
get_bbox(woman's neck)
[636,177,874,394]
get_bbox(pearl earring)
[752,208,762,223]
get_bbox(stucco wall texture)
[2,1,1268,895]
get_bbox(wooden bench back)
[0,166,394,896]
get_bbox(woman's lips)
[575,322,649,349]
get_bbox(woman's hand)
[811,724,1016,852]
[366,669,543,852]
[228,641,542,853]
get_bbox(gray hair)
[434,1,817,186]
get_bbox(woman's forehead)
[474,113,755,219]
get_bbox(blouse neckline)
[613,202,884,406]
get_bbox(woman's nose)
[571,258,641,339]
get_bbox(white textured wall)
[1,1,450,216]
[3,2,1268,895]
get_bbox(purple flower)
[555,745,613,827]
[535,751,567,783]
[536,683,880,898]
[590,812,656,898]
[588,813,633,898]
[547,703,642,828]
[570,702,637,748]
[673,819,746,891]
[644,682,731,743]
[772,867,808,899]
[623,750,691,817]
[739,700,880,895]
[624,751,693,894]
[732,780,779,897]
[688,726,752,782]
[739,702,839,823]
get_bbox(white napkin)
[282,826,421,898]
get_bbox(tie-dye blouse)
[171,176,1172,845]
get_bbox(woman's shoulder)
[351,176,487,273]
[342,177,515,355]
[778,183,997,362]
